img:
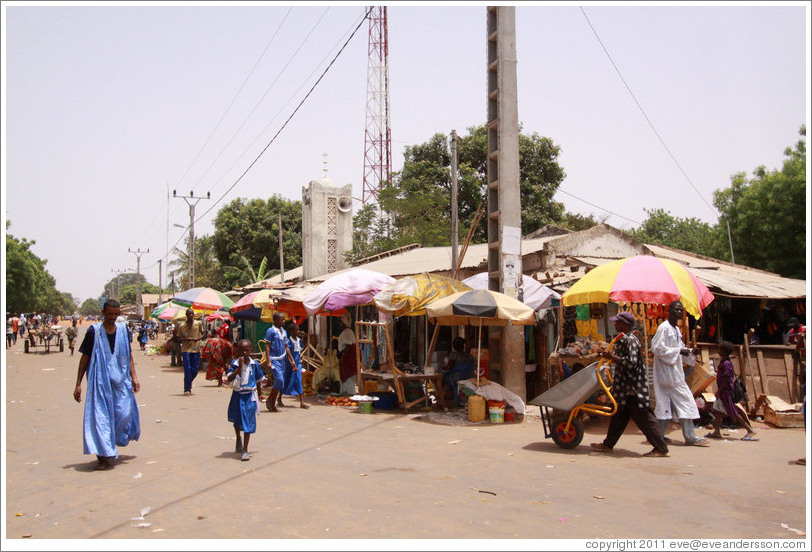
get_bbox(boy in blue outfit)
[226,339,266,461]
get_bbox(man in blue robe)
[73,300,141,470]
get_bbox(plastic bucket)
[487,400,506,424]
[357,400,373,414]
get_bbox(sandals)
[688,438,710,447]
[589,442,613,453]
[741,435,759,441]
[704,433,723,440]
[241,451,250,462]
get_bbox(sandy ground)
[2,323,809,546]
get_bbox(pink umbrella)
[303,269,396,316]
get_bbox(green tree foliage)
[714,126,806,278]
[102,272,149,299]
[225,255,270,287]
[169,235,223,290]
[79,298,101,316]
[118,282,162,305]
[350,125,568,261]
[212,196,302,288]
[5,222,71,314]
[560,212,604,232]
[629,208,719,255]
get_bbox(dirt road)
[3,325,809,543]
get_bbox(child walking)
[226,339,266,461]
[284,322,310,409]
[706,341,758,441]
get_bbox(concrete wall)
[301,179,353,280]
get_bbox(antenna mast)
[362,6,392,204]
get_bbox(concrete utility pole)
[128,248,149,319]
[173,190,210,288]
[486,6,525,399]
[111,269,127,300]
[450,129,459,271]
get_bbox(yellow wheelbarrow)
[528,334,622,448]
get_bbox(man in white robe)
[651,300,710,447]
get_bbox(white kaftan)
[651,320,699,421]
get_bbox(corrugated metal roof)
[238,227,806,301]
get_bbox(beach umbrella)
[206,311,233,322]
[172,287,235,312]
[426,289,536,385]
[373,273,472,317]
[561,255,714,318]
[230,288,282,322]
[462,272,560,311]
[303,269,396,316]
[150,301,184,320]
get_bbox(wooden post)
[742,331,759,403]
[755,349,769,396]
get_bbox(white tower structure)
[302,177,354,280]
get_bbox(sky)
[2,1,809,305]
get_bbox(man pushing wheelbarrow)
[528,311,669,457]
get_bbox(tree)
[714,125,806,278]
[560,212,605,232]
[102,272,148,300]
[629,208,719,255]
[79,298,101,316]
[351,125,568,260]
[5,221,69,314]
[225,255,270,287]
[212,196,302,288]
[168,235,224,290]
[118,282,162,305]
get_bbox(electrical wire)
[142,7,371,272]
[193,8,372,224]
[579,7,718,218]
[191,7,331,198]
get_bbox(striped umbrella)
[561,255,714,318]
[230,289,281,322]
[150,301,185,320]
[172,287,235,312]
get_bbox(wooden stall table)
[355,321,446,413]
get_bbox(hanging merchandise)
[589,303,605,319]
[575,304,591,321]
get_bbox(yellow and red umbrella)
[561,256,714,318]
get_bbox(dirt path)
[3,326,809,543]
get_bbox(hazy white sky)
[2,1,809,304]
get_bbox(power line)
[142,8,371,273]
[579,7,718,218]
[190,7,331,197]
[193,8,372,224]
[198,8,369,207]
[555,187,642,226]
[176,7,295,193]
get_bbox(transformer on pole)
[362,6,392,205]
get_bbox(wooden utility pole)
[129,248,149,319]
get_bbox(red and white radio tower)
[362,6,392,205]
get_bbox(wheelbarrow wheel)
[551,417,584,449]
[24,339,30,353]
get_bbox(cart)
[527,334,622,448]
[24,325,64,354]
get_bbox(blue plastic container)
[371,391,397,410]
